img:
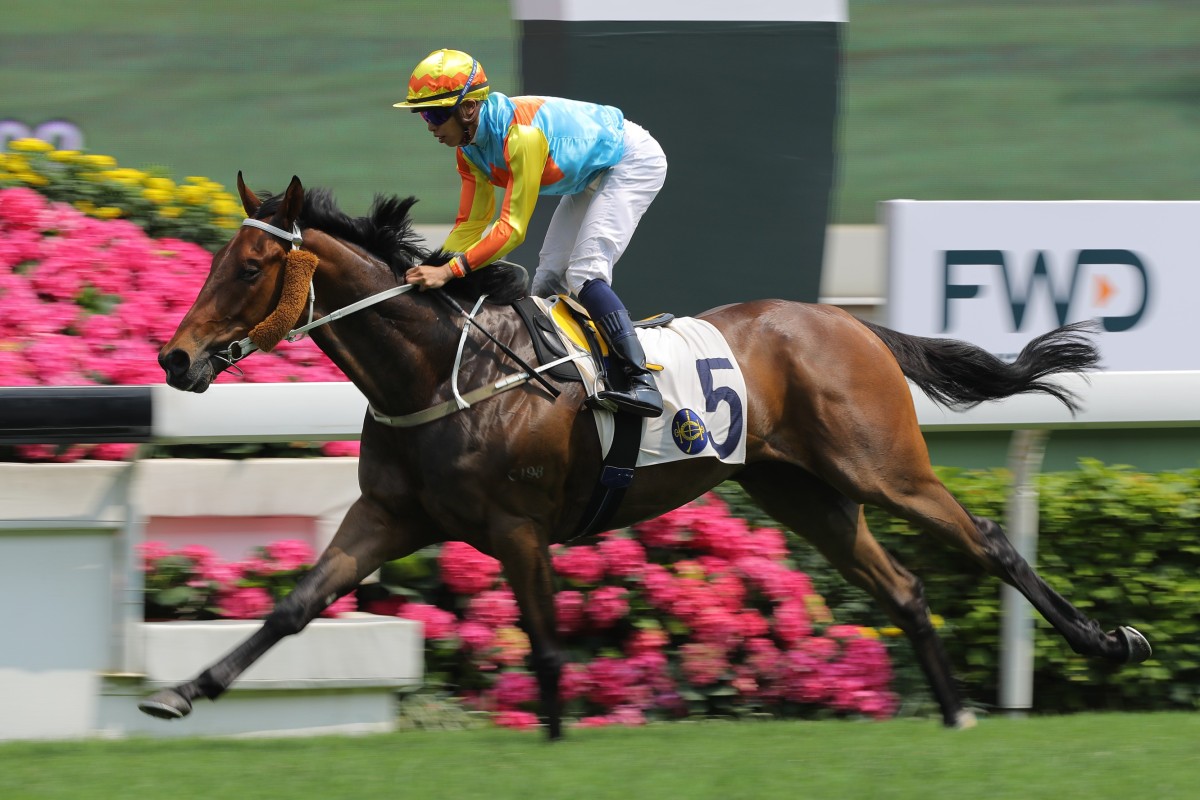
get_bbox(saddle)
[512,294,673,385]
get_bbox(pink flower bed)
[365,493,898,729]
[0,186,358,460]
[139,538,356,620]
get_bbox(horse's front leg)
[492,518,564,741]
[139,495,424,720]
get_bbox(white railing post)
[999,428,1047,715]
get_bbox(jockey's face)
[423,99,479,149]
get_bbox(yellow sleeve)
[457,124,548,272]
[442,149,494,255]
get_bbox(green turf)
[0,713,1196,799]
[4,2,1197,224]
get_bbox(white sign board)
[884,200,1200,371]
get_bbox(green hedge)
[718,459,1200,714]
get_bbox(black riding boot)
[592,308,664,418]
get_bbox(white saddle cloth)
[536,296,748,467]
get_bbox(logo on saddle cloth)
[671,409,709,455]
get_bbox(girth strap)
[567,412,643,541]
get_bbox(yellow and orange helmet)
[393,49,490,110]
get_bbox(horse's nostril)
[160,348,191,377]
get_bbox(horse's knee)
[264,595,313,638]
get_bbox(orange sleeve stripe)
[511,96,545,127]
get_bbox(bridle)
[210,218,584,427]
[212,218,415,369]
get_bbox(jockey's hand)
[405,263,454,291]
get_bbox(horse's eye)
[237,263,262,282]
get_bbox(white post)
[999,428,1048,715]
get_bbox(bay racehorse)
[145,174,1150,738]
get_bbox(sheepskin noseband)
[248,249,320,352]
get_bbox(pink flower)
[559,662,594,702]
[551,544,605,585]
[264,539,315,572]
[178,544,217,574]
[586,656,644,709]
[679,642,728,687]
[773,599,813,647]
[466,588,520,629]
[438,541,501,595]
[321,440,360,457]
[138,540,171,570]
[219,586,273,619]
[587,586,629,629]
[624,626,668,657]
[491,671,538,710]
[394,602,458,641]
[458,620,496,652]
[87,443,139,461]
[555,590,586,636]
[200,560,242,587]
[638,563,677,610]
[597,534,647,578]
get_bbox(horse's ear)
[277,175,304,229]
[236,171,260,217]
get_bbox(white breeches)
[530,121,667,298]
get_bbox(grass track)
[1,713,1196,800]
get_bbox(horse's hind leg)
[736,463,974,728]
[819,433,1151,666]
[139,495,428,720]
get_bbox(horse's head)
[159,172,316,392]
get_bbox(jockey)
[395,48,667,419]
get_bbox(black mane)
[256,187,527,304]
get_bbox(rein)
[218,218,585,428]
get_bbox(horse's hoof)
[1116,625,1152,664]
[953,709,977,730]
[138,689,193,720]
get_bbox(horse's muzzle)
[159,347,216,393]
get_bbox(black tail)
[862,320,1101,413]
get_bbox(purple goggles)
[419,106,457,126]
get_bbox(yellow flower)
[215,217,240,229]
[93,206,124,219]
[157,206,184,218]
[144,177,175,192]
[74,200,97,213]
[16,172,49,187]
[83,154,117,168]
[101,168,147,186]
[859,627,882,639]
[879,626,904,638]
[8,138,54,153]
[929,614,945,629]
[210,199,242,216]
[2,154,29,171]
[177,184,209,205]
[142,187,174,205]
[48,150,81,163]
